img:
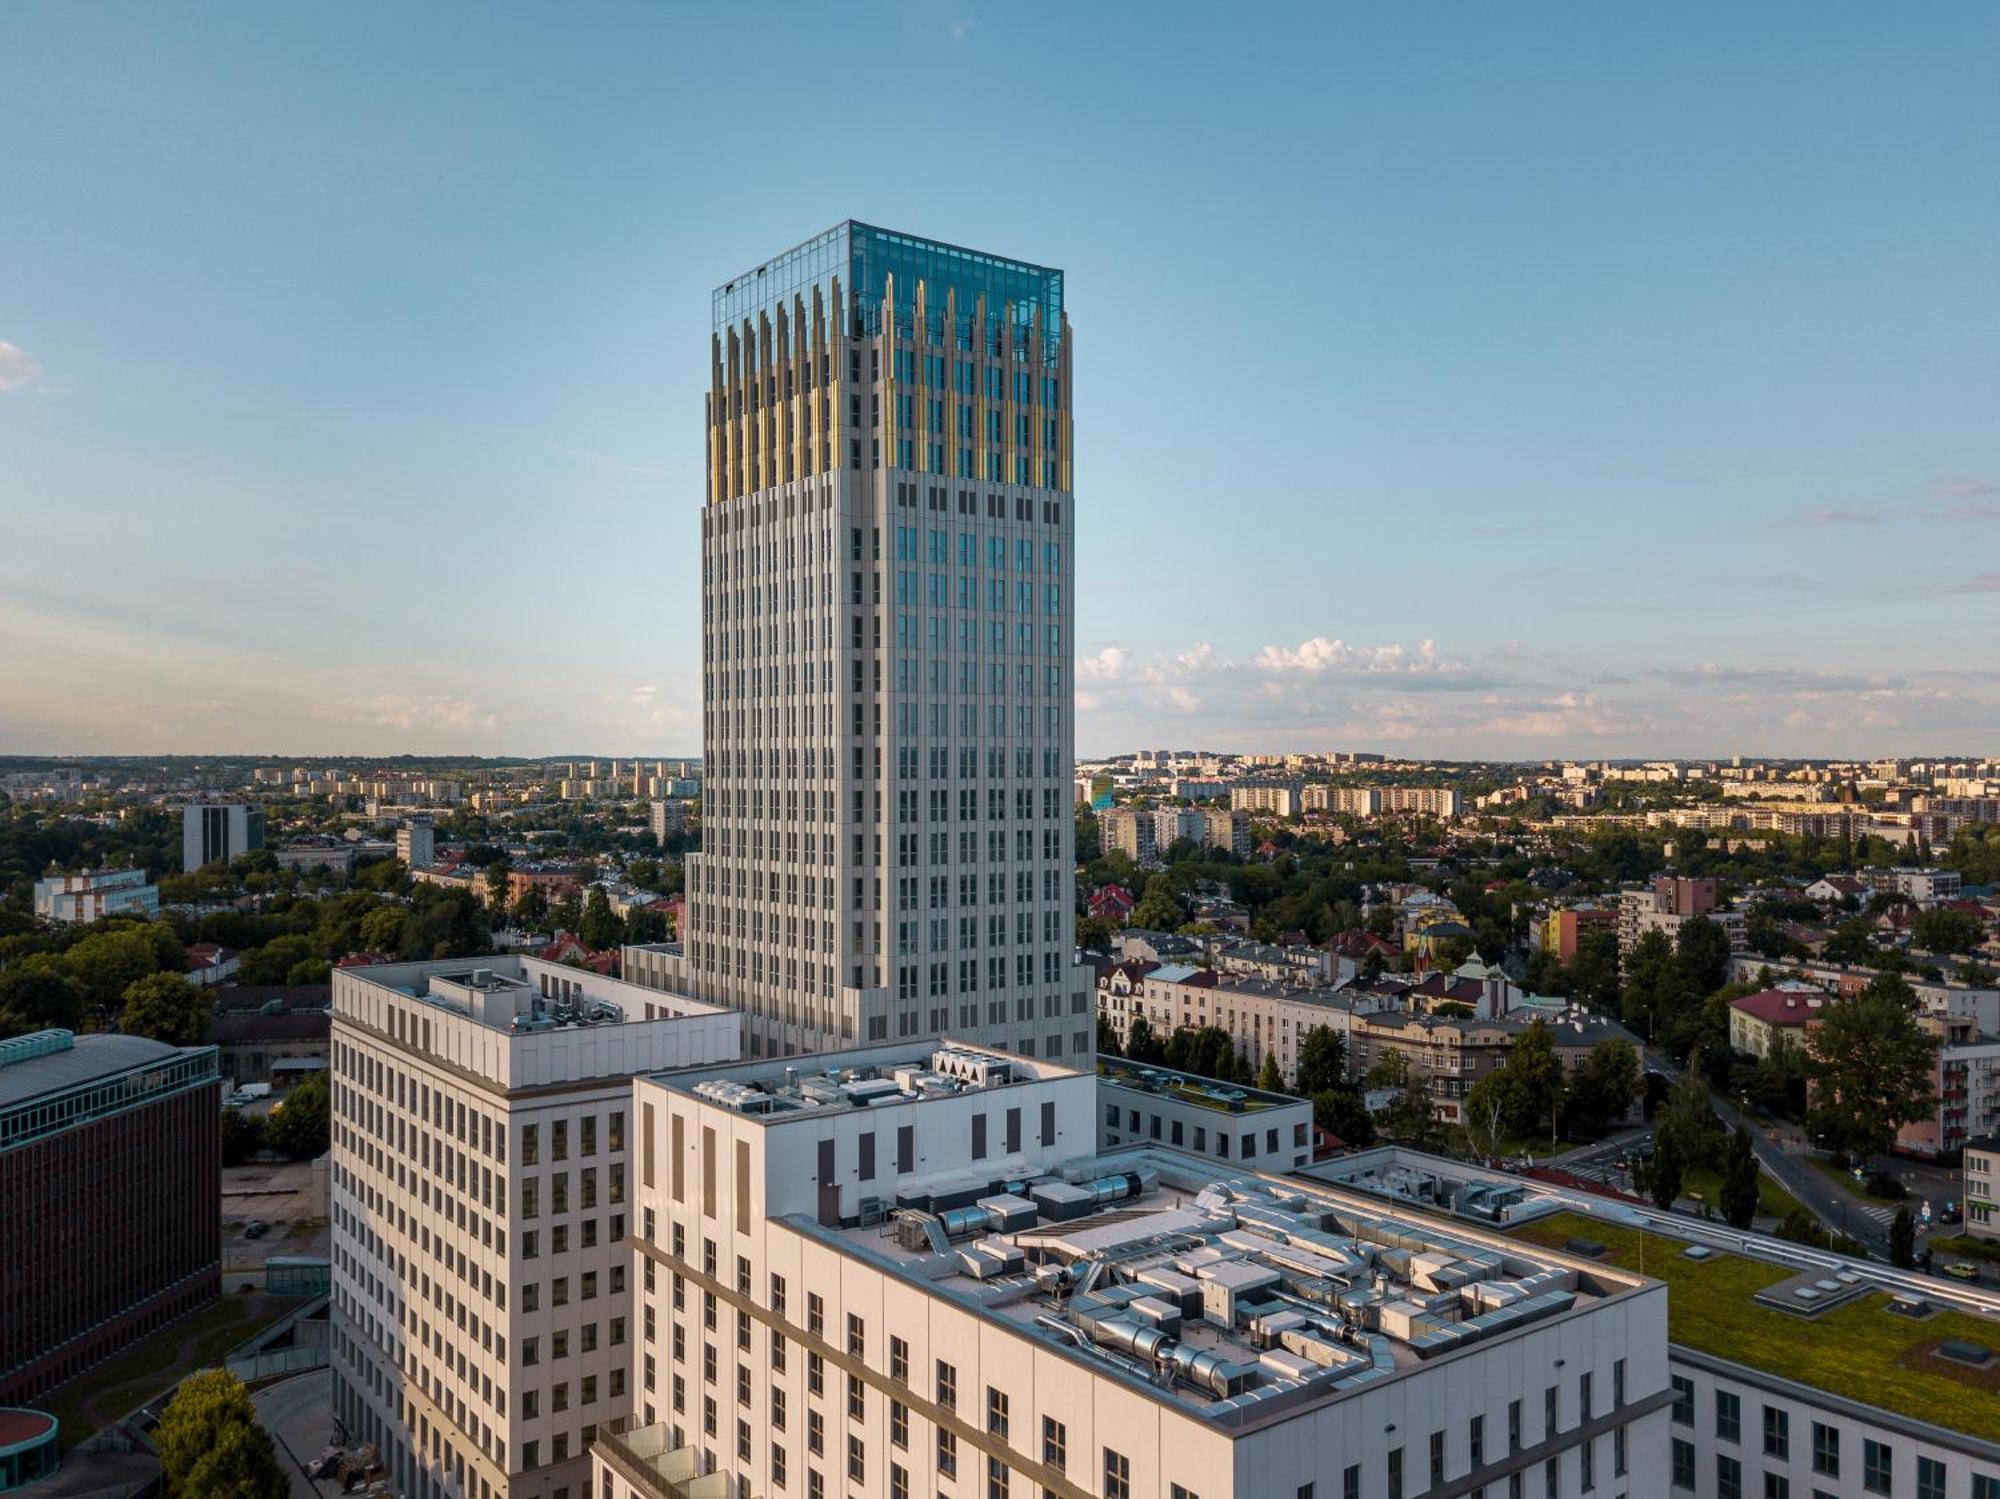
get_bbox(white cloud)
[0,342,41,392]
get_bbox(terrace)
[1508,1211,2000,1443]
[1097,1057,1291,1114]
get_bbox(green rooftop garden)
[1510,1212,2000,1443]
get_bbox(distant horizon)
[0,746,1989,768]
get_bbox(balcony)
[593,1420,738,1499]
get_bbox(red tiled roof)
[1728,988,1826,1026]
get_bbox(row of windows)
[1672,1376,1994,1496]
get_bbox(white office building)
[31,867,160,924]
[328,955,742,1499]
[1318,1147,2000,1499]
[592,1041,1670,1499]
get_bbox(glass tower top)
[712,221,1063,355]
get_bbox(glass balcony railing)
[593,1421,737,1499]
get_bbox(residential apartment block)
[594,1042,1669,1499]
[29,866,160,924]
[1966,1138,1998,1242]
[1617,877,1747,959]
[328,956,742,1499]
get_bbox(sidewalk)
[250,1368,342,1499]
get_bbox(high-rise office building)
[182,798,266,872]
[645,222,1088,1063]
[327,957,741,1499]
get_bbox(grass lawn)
[43,1290,282,1447]
[1680,1164,1806,1222]
[1510,1212,2000,1444]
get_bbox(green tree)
[1672,916,1733,1003]
[266,1069,331,1159]
[1498,1017,1566,1142]
[155,1370,287,1499]
[221,1107,266,1166]
[1568,929,1622,1010]
[1645,1125,1686,1211]
[1889,1205,1916,1268]
[1380,1077,1442,1148]
[0,964,85,1038]
[1095,1014,1122,1057]
[579,887,622,950]
[65,927,167,1016]
[358,906,406,953]
[1657,1068,1723,1171]
[1822,917,1879,966]
[1364,1046,1411,1091]
[1257,1053,1284,1092]
[1463,1072,1509,1161]
[236,934,322,984]
[1294,1026,1347,1096]
[1719,1124,1760,1229]
[119,971,214,1045]
[1804,971,1938,1165]
[1912,907,1983,955]
[1124,1016,1166,1065]
[1131,883,1186,932]
[1619,929,1675,1041]
[1312,1088,1376,1147]
[1567,1037,1641,1133]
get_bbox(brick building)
[0,1029,222,1404]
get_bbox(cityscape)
[4,8,2000,1499]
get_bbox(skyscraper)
[651,222,1088,1063]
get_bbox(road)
[251,1369,342,1499]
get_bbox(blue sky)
[3,1,1995,760]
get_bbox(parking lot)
[222,1160,328,1277]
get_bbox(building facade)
[0,1029,221,1404]
[30,867,159,925]
[328,956,742,1499]
[399,819,439,872]
[594,1043,1669,1499]
[632,223,1089,1065]
[182,798,266,873]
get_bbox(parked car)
[243,1220,269,1240]
[1940,1262,1980,1281]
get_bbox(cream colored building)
[329,956,741,1499]
[593,1042,1670,1499]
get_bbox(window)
[807,1293,824,1336]
[1103,1449,1130,1499]
[1509,1398,1523,1451]
[1388,1446,1403,1499]
[1671,1438,1695,1491]
[890,1334,908,1384]
[1581,1438,1595,1493]
[1470,1414,1484,1467]
[1716,1389,1741,1444]
[890,1399,908,1450]
[937,1428,957,1478]
[1917,1456,1945,1499]
[848,1434,864,1483]
[1972,1477,2000,1499]
[1765,1474,1790,1499]
[1671,1376,1693,1426]
[1763,1406,1789,1459]
[1811,1422,1839,1477]
[937,1361,956,1411]
[1863,1441,1892,1495]
[986,1387,1009,1439]
[1430,1431,1445,1488]
[1042,1417,1065,1471]
[1718,1454,1742,1499]
[1343,1466,1360,1499]
[847,1314,865,1359]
